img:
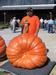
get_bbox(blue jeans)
[48,24,53,33]
[44,24,47,30]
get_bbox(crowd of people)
[40,17,56,33]
[9,7,56,34]
[9,17,20,32]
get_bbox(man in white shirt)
[10,17,16,32]
[44,19,48,30]
[40,17,44,29]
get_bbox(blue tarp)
[0,58,56,75]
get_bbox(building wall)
[0,0,54,6]
[0,0,55,22]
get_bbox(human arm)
[35,16,40,35]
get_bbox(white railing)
[0,4,56,10]
[2,4,56,7]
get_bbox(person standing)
[54,18,56,33]
[44,18,48,30]
[21,7,40,35]
[48,18,54,33]
[10,17,17,32]
[40,17,44,29]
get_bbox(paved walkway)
[38,29,56,62]
[0,28,56,62]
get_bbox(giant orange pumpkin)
[0,36,6,58]
[6,34,47,69]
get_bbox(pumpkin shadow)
[46,49,49,53]
[0,55,7,62]
[40,57,50,68]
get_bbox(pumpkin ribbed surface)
[6,34,47,69]
[0,36,6,57]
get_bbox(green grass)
[0,23,9,29]
[0,71,11,75]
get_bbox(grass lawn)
[0,23,9,29]
[0,71,11,75]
